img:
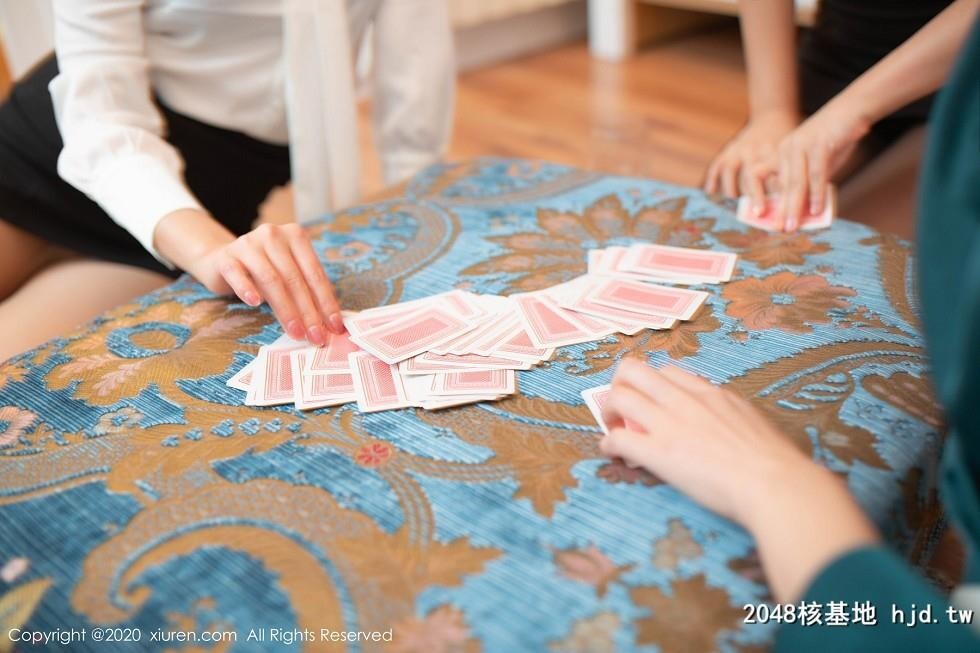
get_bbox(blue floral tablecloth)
[0,159,944,652]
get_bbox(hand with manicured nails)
[704,109,799,203]
[599,358,879,603]
[770,98,870,232]
[599,359,814,524]
[154,208,344,346]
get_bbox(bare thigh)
[0,258,171,362]
[838,126,927,240]
[0,219,70,301]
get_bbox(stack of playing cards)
[228,244,738,415]
[736,186,836,232]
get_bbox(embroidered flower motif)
[651,519,702,570]
[1,557,30,584]
[355,442,393,468]
[549,612,620,653]
[714,230,831,269]
[462,194,714,293]
[323,240,372,262]
[390,604,475,653]
[723,271,855,333]
[596,459,662,487]
[631,575,744,653]
[0,364,27,393]
[0,407,37,449]
[555,544,634,598]
[644,312,720,360]
[47,299,270,405]
[91,407,144,436]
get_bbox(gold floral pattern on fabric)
[553,545,634,598]
[714,229,831,268]
[630,575,745,653]
[462,194,714,294]
[0,159,943,651]
[723,272,856,333]
[390,604,481,653]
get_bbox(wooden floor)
[360,23,747,196]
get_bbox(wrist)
[736,455,837,532]
[153,208,234,272]
[828,88,877,135]
[749,105,800,125]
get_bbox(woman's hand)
[771,98,871,231]
[600,359,879,602]
[704,110,799,202]
[599,359,819,525]
[154,209,343,346]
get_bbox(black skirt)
[799,0,953,147]
[0,55,291,278]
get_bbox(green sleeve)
[774,546,979,652]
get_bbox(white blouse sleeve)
[371,0,456,185]
[49,0,202,267]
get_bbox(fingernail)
[809,201,819,214]
[328,313,345,334]
[244,292,260,306]
[286,319,304,339]
[753,203,764,217]
[307,324,326,346]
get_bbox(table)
[0,158,945,652]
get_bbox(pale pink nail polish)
[328,313,345,334]
[286,320,304,339]
[307,324,325,346]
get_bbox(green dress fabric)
[775,19,980,652]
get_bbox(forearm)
[745,463,879,603]
[834,0,979,126]
[738,0,799,118]
[153,208,234,273]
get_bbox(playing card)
[401,373,500,409]
[450,308,520,355]
[561,307,618,338]
[736,187,835,232]
[590,246,721,285]
[345,305,418,337]
[432,369,516,396]
[435,289,487,320]
[558,278,676,331]
[621,244,736,282]
[586,278,708,321]
[226,360,255,391]
[514,293,604,348]
[421,394,502,410]
[349,351,411,412]
[346,290,484,337]
[351,304,475,364]
[491,322,555,361]
[424,351,532,369]
[291,351,356,410]
[582,384,613,434]
[304,331,361,374]
[246,344,302,406]
[400,351,531,375]
[582,384,644,434]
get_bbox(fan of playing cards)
[227,243,739,414]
